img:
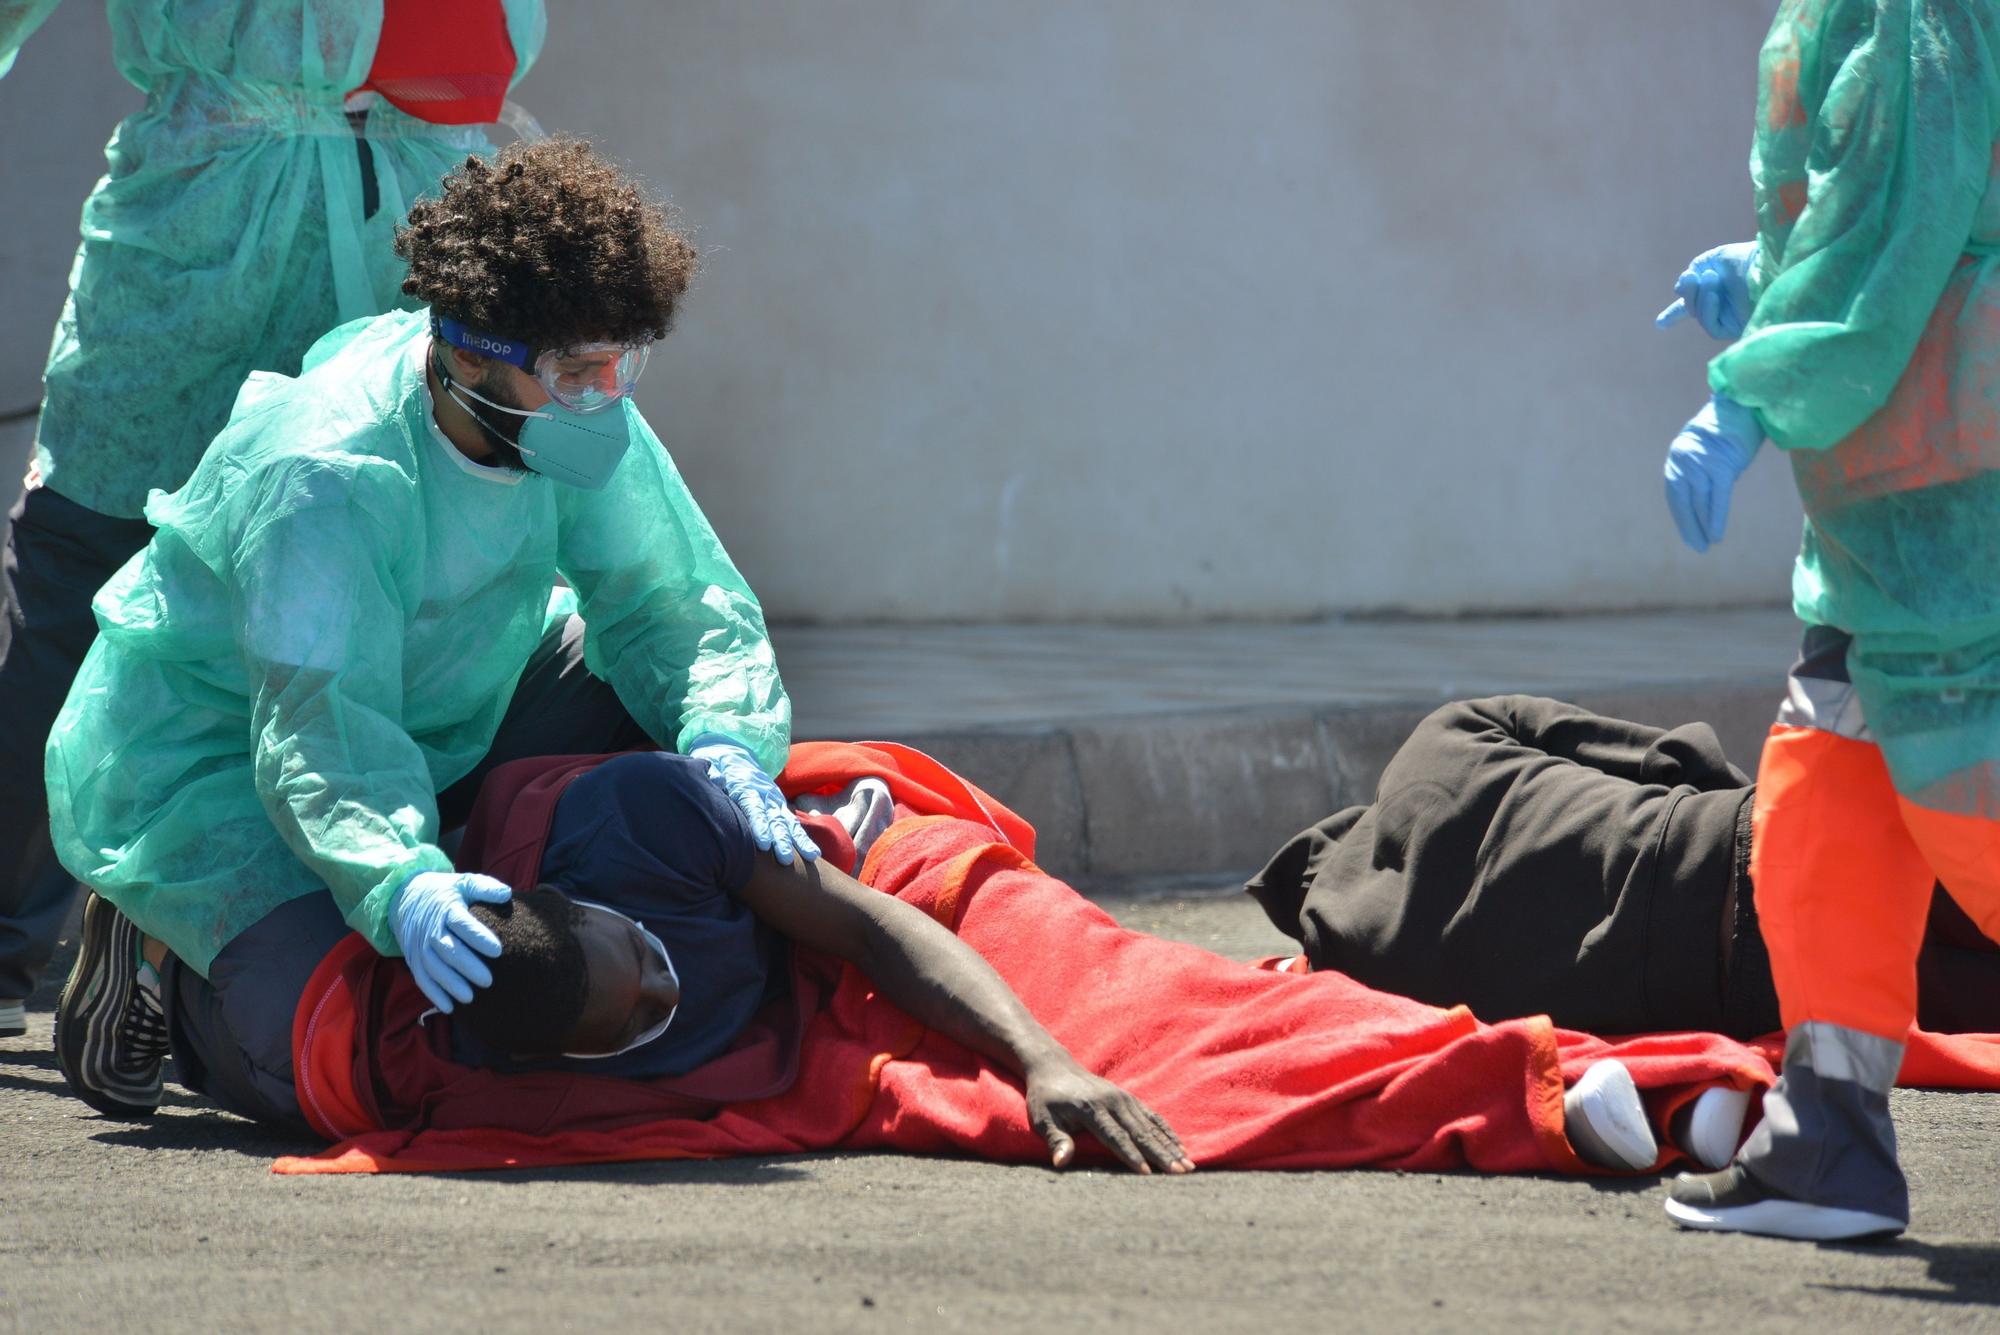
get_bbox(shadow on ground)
[1813,1239,2000,1307]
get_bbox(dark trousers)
[163,610,651,1130]
[0,487,154,1001]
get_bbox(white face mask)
[562,900,679,1060]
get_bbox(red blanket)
[274,743,2000,1176]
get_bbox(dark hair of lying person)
[457,885,590,1056]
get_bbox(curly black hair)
[456,884,591,1057]
[395,137,698,354]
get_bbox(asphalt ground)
[4,889,1997,1334]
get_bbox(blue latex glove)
[1655,241,1758,340]
[389,871,511,1013]
[689,735,821,865]
[1663,396,1764,553]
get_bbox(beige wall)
[0,1,1797,622]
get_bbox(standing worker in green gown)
[45,138,815,1125]
[0,0,545,1040]
[1653,0,2000,1241]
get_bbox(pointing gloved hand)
[1655,241,1758,340]
[1663,395,1764,554]
[689,735,822,865]
[389,870,511,1012]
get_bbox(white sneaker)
[0,998,24,1038]
[1564,1058,1659,1171]
[1672,1086,1753,1172]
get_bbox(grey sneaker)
[54,893,167,1118]
[1665,1163,1904,1241]
[0,998,24,1038]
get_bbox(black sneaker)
[1665,1163,1904,1241]
[54,893,167,1119]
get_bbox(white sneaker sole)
[1664,1195,1904,1241]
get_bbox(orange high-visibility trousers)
[1751,726,1936,1040]
[1899,799,2000,944]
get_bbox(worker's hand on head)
[1655,241,1758,340]
[389,871,511,1013]
[688,735,821,866]
[1024,1058,1194,1175]
[1663,395,1764,554]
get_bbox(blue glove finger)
[1686,462,1718,548]
[788,815,822,863]
[407,958,459,1015]
[1691,272,1716,334]
[460,878,513,907]
[419,941,477,1007]
[766,799,797,865]
[1703,466,1734,548]
[442,900,504,959]
[432,927,496,990]
[1669,271,1703,325]
[1699,271,1732,337]
[1664,462,1710,553]
[1698,464,1729,548]
[1655,298,1691,328]
[753,779,804,863]
[739,788,775,850]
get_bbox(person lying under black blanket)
[1247,696,2000,1040]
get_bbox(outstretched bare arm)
[734,853,1192,1174]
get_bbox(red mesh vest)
[356,0,518,125]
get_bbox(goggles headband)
[434,315,538,369]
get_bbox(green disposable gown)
[0,0,546,517]
[45,310,792,975]
[1710,0,2000,815]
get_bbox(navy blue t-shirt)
[452,750,788,1078]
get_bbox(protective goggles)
[434,315,650,413]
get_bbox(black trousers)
[1248,695,1999,1037]
[0,487,154,1002]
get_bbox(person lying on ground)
[66,748,1191,1174]
[265,744,1789,1179]
[1246,696,2000,1040]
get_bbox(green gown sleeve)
[0,0,62,79]
[1710,1,2000,451]
[230,457,454,953]
[554,409,793,775]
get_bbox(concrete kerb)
[813,670,1789,891]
